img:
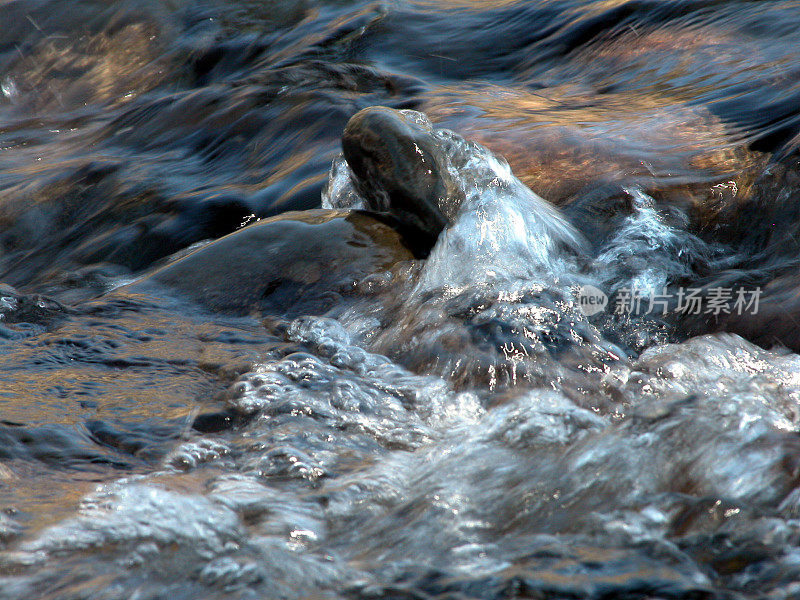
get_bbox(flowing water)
[2,1,800,598]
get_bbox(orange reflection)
[422,82,767,206]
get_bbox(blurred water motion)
[2,1,800,598]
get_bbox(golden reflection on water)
[0,312,229,425]
[0,302,271,538]
[0,460,224,539]
[0,460,116,535]
[422,82,767,205]
[5,20,169,114]
[412,0,532,8]
[412,0,633,9]
[404,15,780,205]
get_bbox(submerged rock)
[122,209,413,316]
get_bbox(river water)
[2,1,800,598]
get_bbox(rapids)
[3,1,800,599]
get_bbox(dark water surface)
[3,1,800,598]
